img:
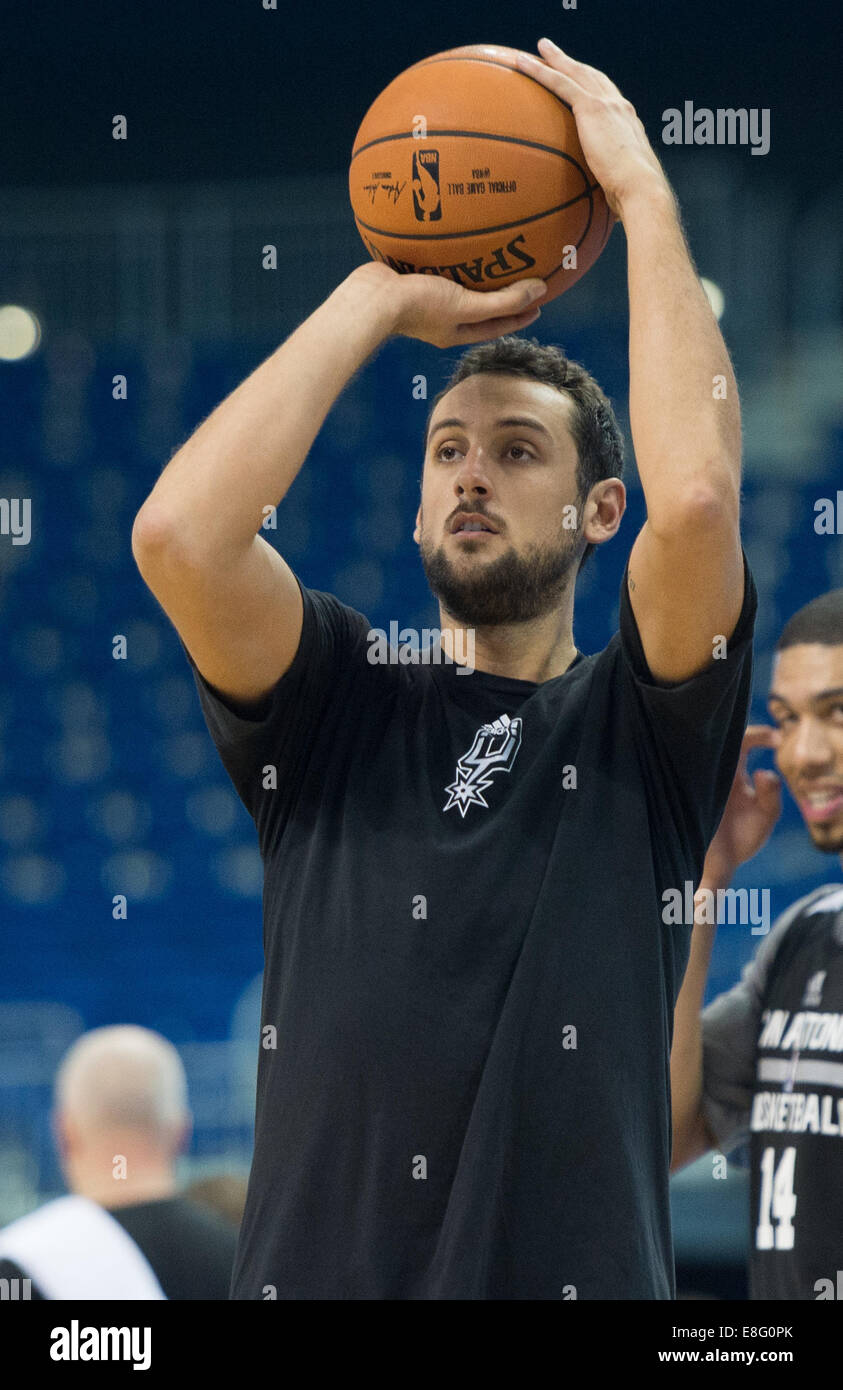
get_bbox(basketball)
[349,43,615,305]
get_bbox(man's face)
[768,643,843,854]
[414,373,588,626]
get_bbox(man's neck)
[439,606,578,684]
[73,1172,178,1210]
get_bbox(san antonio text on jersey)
[702,884,843,1300]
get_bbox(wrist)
[616,174,677,229]
[339,262,405,339]
[698,856,737,894]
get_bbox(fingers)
[457,278,547,324]
[452,305,542,346]
[753,769,782,795]
[742,723,780,750]
[734,723,779,784]
[536,38,618,97]
[515,49,586,106]
[516,40,618,105]
[752,769,783,819]
[396,273,546,345]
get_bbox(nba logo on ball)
[349,43,615,303]
[413,150,441,221]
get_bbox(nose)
[454,446,492,498]
[785,717,834,776]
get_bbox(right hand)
[703,724,782,884]
[356,261,548,349]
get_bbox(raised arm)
[131,264,547,707]
[516,38,744,682]
[671,726,781,1169]
[622,183,743,682]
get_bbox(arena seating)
[1,331,840,1222]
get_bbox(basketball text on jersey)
[752,1005,843,1137]
[747,892,843,1296]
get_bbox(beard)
[419,522,582,627]
[806,822,843,856]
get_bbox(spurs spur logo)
[443,713,523,817]
[802,971,827,1009]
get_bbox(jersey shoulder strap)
[758,883,843,996]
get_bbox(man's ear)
[52,1108,71,1161]
[413,506,422,546]
[174,1111,193,1157]
[582,478,626,548]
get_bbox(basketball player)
[132,41,755,1298]
[672,591,843,1299]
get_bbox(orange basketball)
[349,43,615,305]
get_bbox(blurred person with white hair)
[0,1025,236,1299]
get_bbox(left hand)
[702,725,783,885]
[514,38,669,219]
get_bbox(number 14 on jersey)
[756,1145,797,1250]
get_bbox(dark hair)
[424,335,625,569]
[777,590,843,650]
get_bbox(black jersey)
[184,558,755,1299]
[0,1196,236,1300]
[702,884,843,1299]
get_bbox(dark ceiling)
[1,0,836,195]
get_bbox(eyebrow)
[428,415,554,442]
[768,686,843,708]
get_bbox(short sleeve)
[618,551,757,865]
[181,578,371,838]
[700,888,835,1152]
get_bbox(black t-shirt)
[185,557,756,1300]
[702,885,843,1299]
[0,1196,236,1300]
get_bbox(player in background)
[671,590,843,1299]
